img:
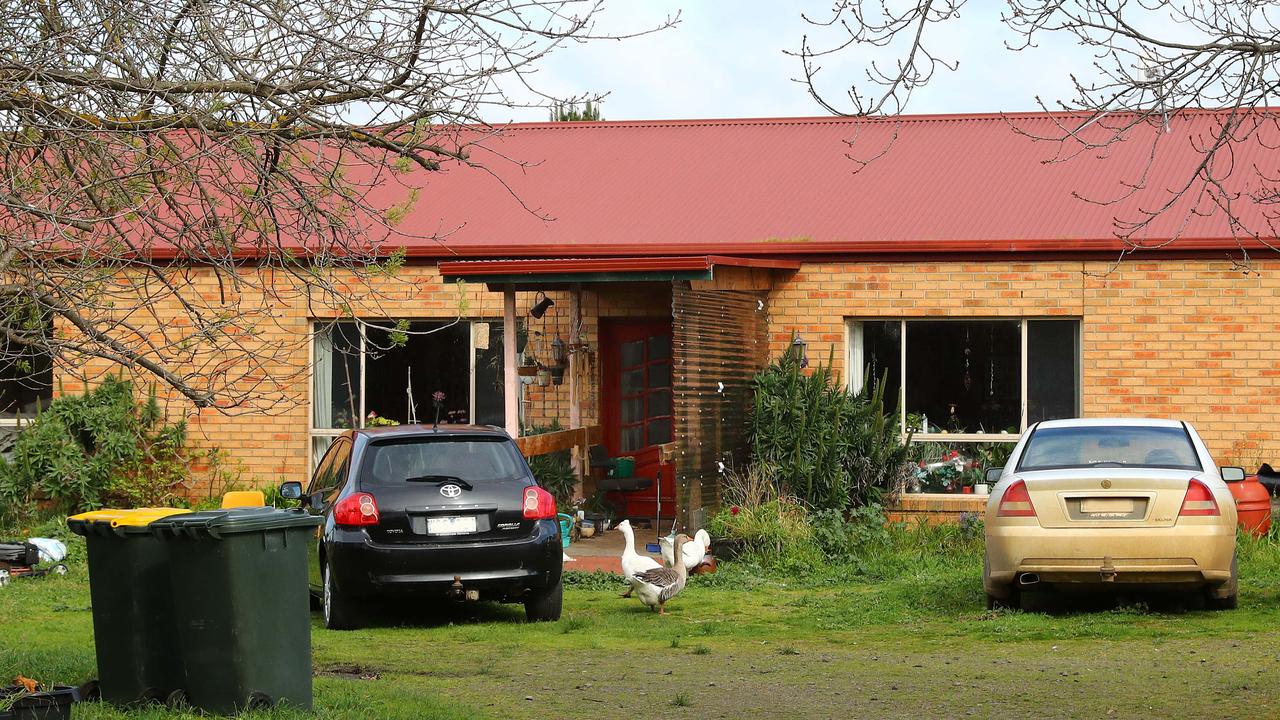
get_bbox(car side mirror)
[279,481,303,500]
[1221,466,1246,482]
[985,468,1003,484]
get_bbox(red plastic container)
[1230,475,1272,537]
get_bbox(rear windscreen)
[1017,426,1202,472]
[360,437,528,485]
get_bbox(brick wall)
[766,258,1280,465]
[60,266,671,492]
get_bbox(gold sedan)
[984,418,1240,610]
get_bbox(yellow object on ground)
[221,491,266,509]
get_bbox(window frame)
[308,319,504,468]
[847,317,1082,444]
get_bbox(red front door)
[601,318,676,522]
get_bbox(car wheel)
[1205,556,1238,611]
[983,553,1020,610]
[524,579,563,622]
[323,561,361,630]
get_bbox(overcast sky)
[495,1,1104,123]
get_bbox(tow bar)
[1100,556,1117,583]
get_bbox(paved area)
[563,523,666,574]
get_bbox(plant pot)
[550,366,566,385]
[711,537,744,561]
[0,686,78,720]
[517,365,538,377]
[962,486,974,494]
[535,369,551,386]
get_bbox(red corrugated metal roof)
[359,110,1280,258]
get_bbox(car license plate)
[1080,498,1134,514]
[427,516,477,535]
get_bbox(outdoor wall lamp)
[791,333,809,369]
[550,333,567,367]
[529,291,555,319]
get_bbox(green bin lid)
[149,507,320,539]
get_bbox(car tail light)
[1179,478,1220,517]
[522,486,556,519]
[997,479,1037,517]
[334,493,380,527]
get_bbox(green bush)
[0,376,190,525]
[749,349,911,510]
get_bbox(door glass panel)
[646,418,672,445]
[622,397,645,423]
[620,340,645,367]
[648,334,671,361]
[621,369,645,395]
[648,362,671,389]
[648,390,672,418]
[621,426,644,452]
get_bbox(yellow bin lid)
[108,507,192,528]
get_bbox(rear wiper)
[404,475,473,490]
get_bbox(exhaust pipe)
[1018,573,1041,586]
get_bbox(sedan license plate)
[427,516,477,535]
[1080,498,1134,514]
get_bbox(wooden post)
[503,285,519,437]
[569,285,584,495]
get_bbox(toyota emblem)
[440,484,463,498]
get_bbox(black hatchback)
[281,425,563,629]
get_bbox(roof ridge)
[479,107,1279,132]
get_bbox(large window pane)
[473,322,506,427]
[859,321,901,412]
[1027,320,1079,423]
[365,321,471,424]
[0,318,53,420]
[905,321,1020,434]
[313,322,361,429]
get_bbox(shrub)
[708,464,823,569]
[0,376,190,524]
[749,349,911,510]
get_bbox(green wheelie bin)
[148,507,321,714]
[66,507,192,706]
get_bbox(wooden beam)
[503,285,518,437]
[515,425,604,457]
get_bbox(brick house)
[20,110,1280,528]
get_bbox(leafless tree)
[0,0,674,413]
[792,0,1280,259]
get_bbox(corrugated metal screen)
[672,284,769,530]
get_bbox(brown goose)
[632,533,690,615]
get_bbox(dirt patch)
[314,664,381,681]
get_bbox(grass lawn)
[5,529,1280,719]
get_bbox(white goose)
[633,534,690,615]
[660,528,711,572]
[617,520,661,598]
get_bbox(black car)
[281,425,563,629]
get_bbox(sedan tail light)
[1179,478,1220,517]
[997,479,1037,517]
[334,492,380,527]
[522,486,556,520]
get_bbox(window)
[311,320,506,467]
[1018,425,1200,472]
[848,318,1080,440]
[0,330,53,455]
[359,437,526,485]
